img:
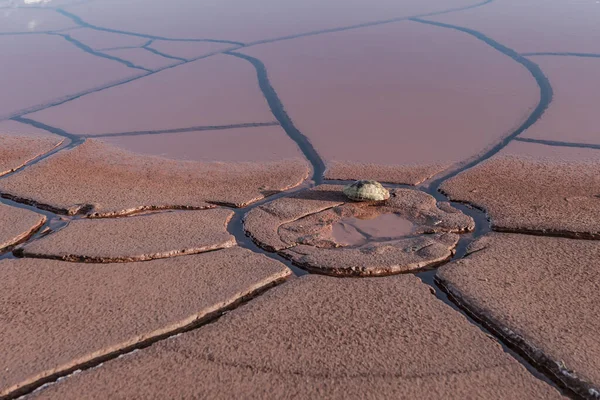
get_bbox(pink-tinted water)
[99,126,302,163]
[332,214,414,246]
[501,141,600,163]
[0,34,139,119]
[241,20,539,169]
[68,27,148,50]
[146,41,235,61]
[105,48,178,70]
[28,54,274,136]
[0,120,60,138]
[521,57,600,146]
[1,0,598,168]
[64,0,482,43]
[430,0,600,53]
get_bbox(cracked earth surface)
[1,0,599,399]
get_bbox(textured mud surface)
[0,133,63,176]
[0,203,46,252]
[440,142,600,239]
[437,233,600,398]
[0,248,290,397]
[18,209,236,262]
[0,139,309,215]
[28,275,563,400]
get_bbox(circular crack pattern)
[244,185,474,276]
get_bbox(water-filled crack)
[224,51,326,183]
[514,137,600,150]
[432,277,586,399]
[48,32,153,72]
[522,52,600,59]
[92,121,281,138]
[54,8,245,46]
[142,40,188,62]
[409,17,553,191]
[244,0,496,47]
[12,116,81,141]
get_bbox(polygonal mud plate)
[245,185,474,276]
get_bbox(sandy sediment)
[440,141,600,238]
[0,133,64,177]
[247,185,473,275]
[0,248,291,398]
[0,203,46,252]
[28,275,562,399]
[19,209,235,262]
[281,233,459,276]
[244,184,348,251]
[0,139,309,216]
[437,233,600,398]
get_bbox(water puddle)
[331,213,415,246]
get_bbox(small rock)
[343,180,390,201]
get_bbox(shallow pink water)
[332,213,414,246]
[242,20,538,170]
[521,56,600,146]
[0,34,140,119]
[430,0,600,54]
[64,0,482,43]
[68,28,148,50]
[28,53,274,135]
[501,141,600,163]
[99,125,302,163]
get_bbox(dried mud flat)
[0,132,63,177]
[18,209,236,262]
[0,203,46,252]
[27,276,562,400]
[0,139,309,215]
[437,233,600,398]
[440,142,600,239]
[0,249,290,398]
[1,0,599,398]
